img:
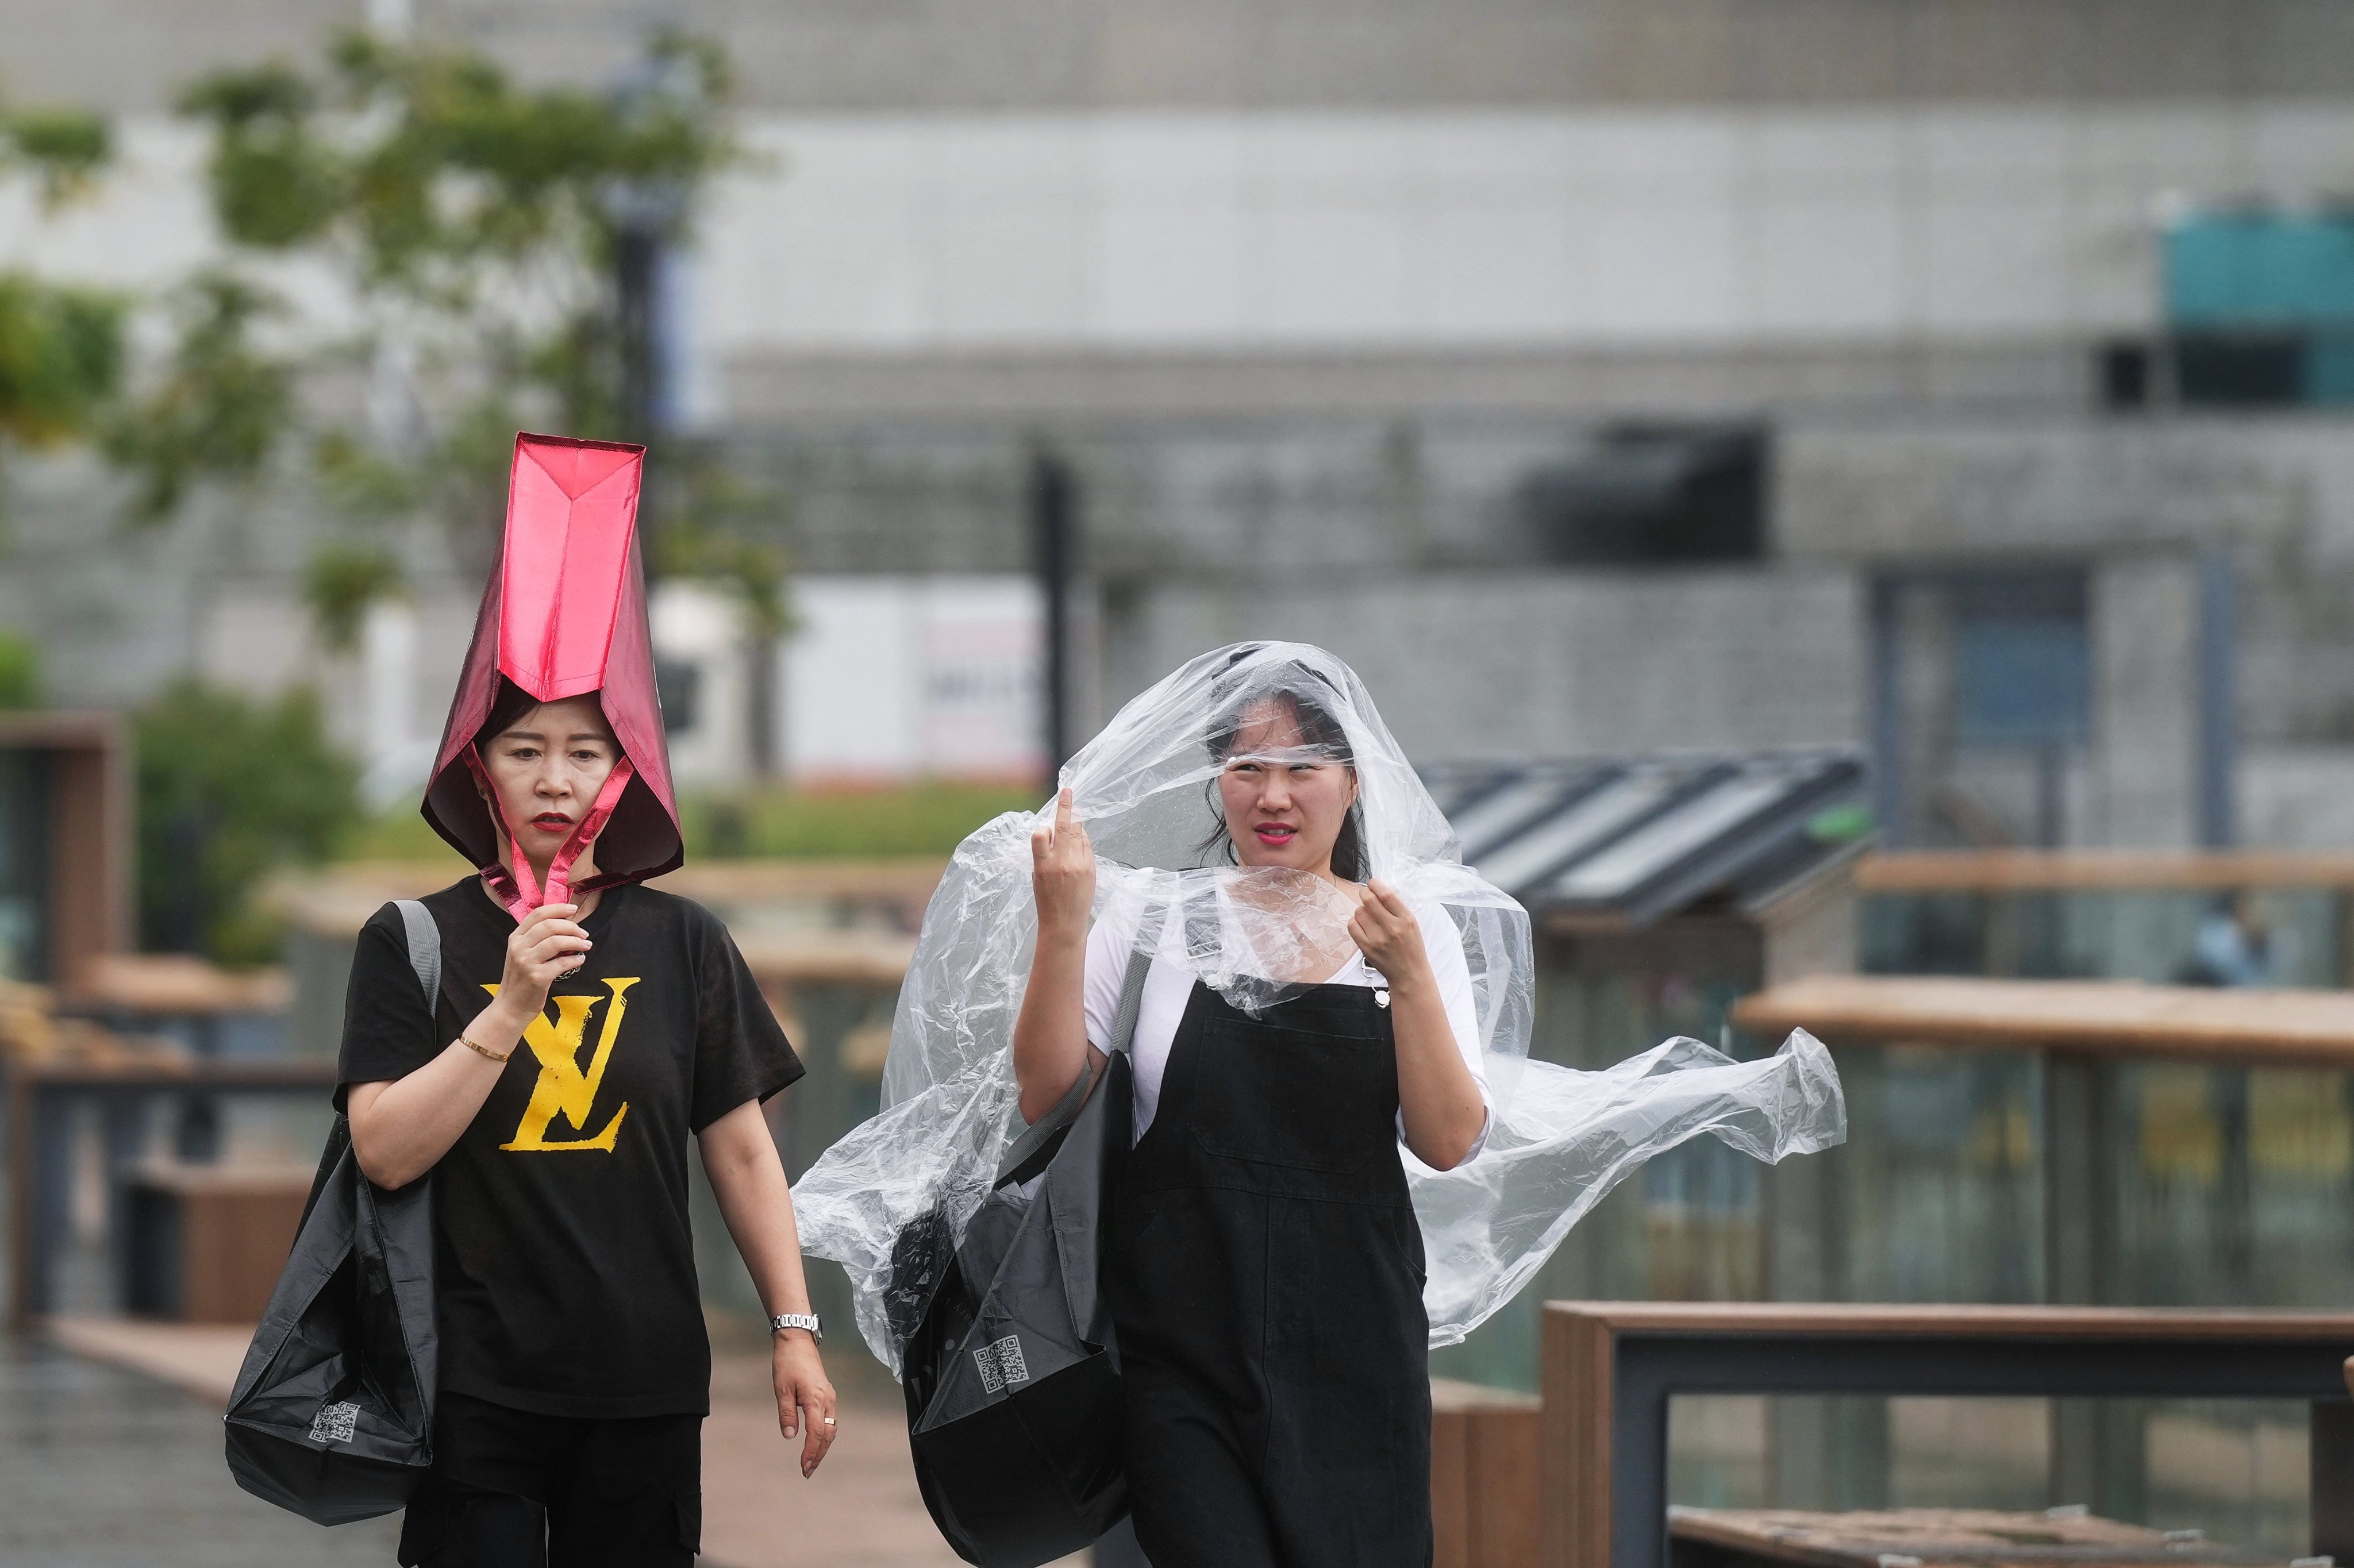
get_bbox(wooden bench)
[1857,849,2354,893]
[1540,1303,2354,1568]
[1667,1507,2298,1568]
[4,1055,337,1328]
[1433,1378,1542,1568]
[1730,973,2354,1069]
[122,1161,313,1323]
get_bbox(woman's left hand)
[773,1332,838,1478]
[1349,880,1433,991]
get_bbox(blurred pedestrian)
[2179,890,2272,988]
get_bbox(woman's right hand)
[495,901,593,1022]
[1030,788,1095,938]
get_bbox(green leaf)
[0,272,123,446]
[176,63,317,126]
[178,63,343,249]
[313,426,421,521]
[5,107,111,205]
[303,539,406,654]
[0,627,43,708]
[103,271,293,521]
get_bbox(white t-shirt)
[1079,903,1491,1158]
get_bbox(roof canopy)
[1424,749,1868,926]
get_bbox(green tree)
[120,30,789,631]
[0,96,122,488]
[0,627,42,708]
[135,679,357,965]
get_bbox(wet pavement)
[0,1327,1041,1568]
[0,1335,405,1567]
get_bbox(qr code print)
[972,1334,1030,1394]
[309,1401,361,1444]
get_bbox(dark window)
[654,656,701,735]
[1872,567,2090,849]
[1953,616,2090,746]
[1941,569,2091,749]
[2163,210,2354,407]
[2174,331,2305,406]
[0,749,52,980]
[2098,340,2151,410]
[1518,425,1769,565]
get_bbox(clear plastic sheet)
[793,641,1847,1370]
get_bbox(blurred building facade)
[7,1,2354,843]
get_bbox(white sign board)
[784,576,1043,787]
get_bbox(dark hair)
[1197,676,1367,882]
[474,679,618,757]
[475,677,545,754]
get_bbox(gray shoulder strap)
[1105,944,1153,1059]
[994,919,1160,1182]
[393,900,441,1005]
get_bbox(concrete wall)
[2090,554,2201,848]
[9,0,2354,115]
[23,100,2354,372]
[14,388,2354,846]
[2243,745,2354,847]
[1781,417,2354,756]
[1105,566,1865,758]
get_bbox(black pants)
[397,1392,702,1568]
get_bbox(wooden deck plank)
[1668,1508,2287,1568]
[1730,974,2354,1063]
[1545,1301,2354,1339]
[1856,849,2354,893]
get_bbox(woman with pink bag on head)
[336,435,836,1567]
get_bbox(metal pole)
[1868,577,1907,847]
[2197,547,2237,847]
[1029,447,1076,787]
[615,224,663,449]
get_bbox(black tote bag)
[892,946,1152,1568]
[223,900,440,1525]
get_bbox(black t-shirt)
[337,877,802,1419]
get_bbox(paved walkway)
[0,1335,405,1567]
[6,1320,1082,1568]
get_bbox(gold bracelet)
[459,1032,514,1065]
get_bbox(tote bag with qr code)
[223,899,440,1526]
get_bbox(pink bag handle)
[466,753,638,923]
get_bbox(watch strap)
[770,1312,822,1343]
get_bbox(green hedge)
[137,679,357,965]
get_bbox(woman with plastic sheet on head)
[793,642,1847,1568]
[335,435,837,1568]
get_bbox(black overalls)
[1106,976,1433,1568]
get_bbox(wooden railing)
[1538,1303,2354,1568]
[3,1056,338,1329]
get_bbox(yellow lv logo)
[486,978,639,1152]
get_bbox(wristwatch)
[769,1312,823,1343]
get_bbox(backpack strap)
[393,900,441,1005]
